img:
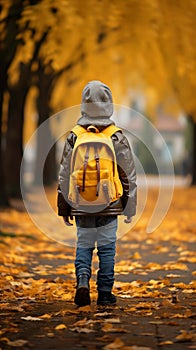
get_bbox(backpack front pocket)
[68,169,116,205]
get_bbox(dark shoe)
[74,274,90,306]
[97,291,116,306]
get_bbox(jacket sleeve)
[57,133,76,216]
[113,131,137,217]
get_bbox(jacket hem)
[71,209,124,216]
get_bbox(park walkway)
[0,184,195,349]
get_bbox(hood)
[77,115,115,131]
[81,80,113,119]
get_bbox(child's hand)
[124,216,132,224]
[63,216,74,226]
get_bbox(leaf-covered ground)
[0,186,196,350]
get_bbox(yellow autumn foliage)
[5,0,196,119]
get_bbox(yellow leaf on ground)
[176,330,196,342]
[39,313,52,319]
[70,327,95,333]
[78,305,92,312]
[102,323,127,333]
[132,252,142,259]
[95,312,113,317]
[124,307,137,312]
[150,321,164,325]
[103,337,124,349]
[21,316,43,321]
[159,341,173,345]
[72,318,95,327]
[161,299,174,306]
[178,256,196,263]
[96,335,114,342]
[1,338,28,347]
[55,324,67,330]
[183,289,195,294]
[166,274,182,278]
[104,318,121,323]
[61,292,73,300]
[47,333,55,337]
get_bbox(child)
[57,80,137,306]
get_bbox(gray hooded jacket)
[57,81,137,217]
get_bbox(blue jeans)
[75,216,118,292]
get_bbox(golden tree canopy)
[5,0,196,118]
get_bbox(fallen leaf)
[182,289,195,294]
[178,256,196,263]
[78,305,92,312]
[47,332,55,337]
[1,305,24,312]
[55,308,80,316]
[102,323,127,333]
[17,272,34,278]
[55,324,67,330]
[170,310,194,319]
[136,301,160,310]
[95,312,113,317]
[120,295,133,299]
[176,330,196,342]
[174,281,196,290]
[104,318,121,324]
[72,317,95,327]
[70,327,95,333]
[103,337,124,349]
[124,307,137,312]
[132,252,142,259]
[161,299,174,307]
[1,338,28,347]
[21,316,43,321]
[96,335,113,342]
[159,340,173,345]
[166,274,183,278]
[39,313,52,319]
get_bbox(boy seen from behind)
[57,80,137,306]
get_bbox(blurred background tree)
[0,0,196,206]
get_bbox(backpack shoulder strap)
[101,125,122,137]
[71,125,87,137]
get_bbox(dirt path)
[0,186,196,349]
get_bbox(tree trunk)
[5,84,27,198]
[0,69,9,206]
[191,118,196,185]
[5,61,32,198]
[34,64,57,186]
[0,1,24,205]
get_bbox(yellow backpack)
[68,124,123,208]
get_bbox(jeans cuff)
[97,288,112,292]
[76,268,91,278]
